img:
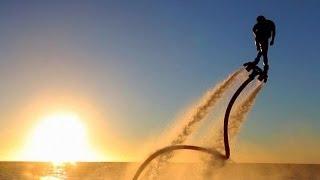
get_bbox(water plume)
[203,81,263,178]
[171,68,243,146]
[228,82,263,140]
[208,81,263,151]
[144,69,244,178]
[135,66,266,180]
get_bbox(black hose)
[132,145,225,180]
[223,76,255,159]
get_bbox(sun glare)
[23,112,98,163]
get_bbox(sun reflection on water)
[40,163,69,180]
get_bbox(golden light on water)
[22,112,100,164]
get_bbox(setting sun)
[22,112,99,163]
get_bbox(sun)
[23,112,98,163]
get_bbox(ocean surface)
[0,162,319,180]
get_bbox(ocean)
[0,162,319,180]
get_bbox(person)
[251,15,276,74]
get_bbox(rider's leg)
[261,41,269,73]
[254,51,262,65]
[253,41,262,65]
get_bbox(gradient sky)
[0,0,319,163]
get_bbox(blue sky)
[0,1,319,162]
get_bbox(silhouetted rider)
[252,15,276,74]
